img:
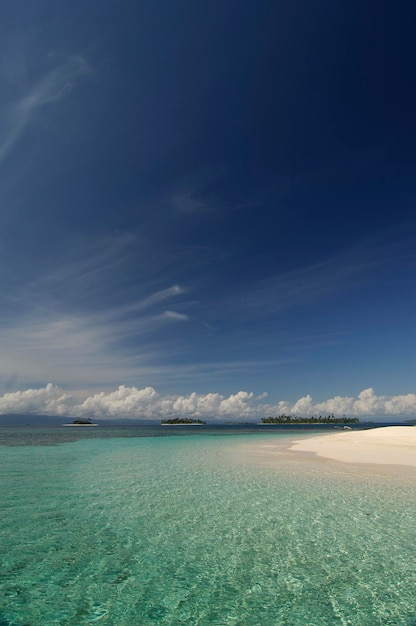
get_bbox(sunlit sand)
[290,426,416,467]
[225,427,416,479]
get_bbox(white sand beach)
[290,426,416,467]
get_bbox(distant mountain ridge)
[0,414,160,426]
[0,414,67,426]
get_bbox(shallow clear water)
[1,427,415,625]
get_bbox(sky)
[1,0,416,421]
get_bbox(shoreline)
[161,423,204,426]
[62,423,99,427]
[289,426,416,468]
[222,426,416,481]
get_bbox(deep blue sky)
[1,1,416,419]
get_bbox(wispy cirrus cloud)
[160,310,189,321]
[0,52,90,164]
[0,235,191,389]
[170,166,229,214]
[209,226,416,325]
[0,303,190,389]
[171,189,211,213]
[222,254,376,320]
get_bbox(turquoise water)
[1,427,415,625]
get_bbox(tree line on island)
[160,414,358,425]
[261,413,358,424]
[161,418,206,425]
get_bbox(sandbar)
[290,426,416,468]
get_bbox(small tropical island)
[62,418,99,427]
[161,418,206,425]
[260,413,359,424]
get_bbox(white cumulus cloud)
[0,385,415,421]
[0,383,74,416]
[219,391,255,415]
[76,385,159,419]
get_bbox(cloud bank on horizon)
[0,384,415,421]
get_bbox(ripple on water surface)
[0,429,415,625]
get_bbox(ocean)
[1,426,415,625]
